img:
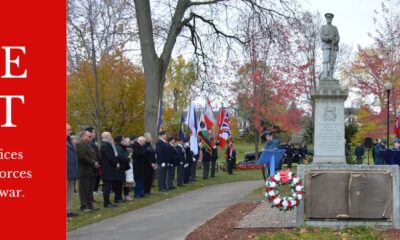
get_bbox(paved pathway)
[68,180,262,240]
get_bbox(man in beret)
[320,13,340,79]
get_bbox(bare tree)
[133,0,299,140]
[67,0,136,141]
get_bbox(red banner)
[0,1,66,238]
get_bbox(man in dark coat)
[143,133,156,195]
[298,141,308,164]
[76,130,100,211]
[183,138,192,184]
[100,132,119,208]
[166,137,178,190]
[226,141,236,174]
[210,140,218,178]
[175,138,186,186]
[85,127,101,198]
[202,144,211,179]
[132,136,148,198]
[155,131,169,192]
[115,136,131,203]
[67,123,78,218]
[355,142,365,164]
[285,140,295,169]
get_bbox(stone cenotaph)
[296,13,400,229]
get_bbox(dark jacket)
[175,144,186,166]
[168,144,179,166]
[100,141,119,181]
[285,144,295,158]
[89,140,100,176]
[115,143,131,181]
[144,142,156,166]
[211,147,218,162]
[67,137,78,180]
[155,139,169,165]
[355,145,365,158]
[76,142,97,178]
[299,144,308,157]
[132,142,148,179]
[202,147,211,162]
[225,147,236,161]
[185,145,193,163]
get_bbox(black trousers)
[177,165,184,186]
[144,167,154,194]
[203,161,210,179]
[79,177,93,210]
[166,165,174,189]
[183,164,191,183]
[210,160,216,177]
[157,164,167,191]
[190,161,197,181]
[286,157,293,169]
[102,180,112,206]
[112,181,123,202]
[227,160,234,174]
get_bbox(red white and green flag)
[198,112,212,153]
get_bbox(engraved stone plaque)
[305,170,392,220]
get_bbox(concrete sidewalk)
[68,180,262,240]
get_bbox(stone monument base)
[296,164,400,229]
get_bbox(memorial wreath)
[265,169,304,211]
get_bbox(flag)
[218,110,231,148]
[198,112,212,153]
[178,112,185,140]
[184,101,198,155]
[204,99,216,128]
[217,106,225,128]
[157,99,165,132]
[395,115,400,138]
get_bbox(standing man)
[143,133,156,196]
[374,138,386,165]
[131,136,148,198]
[155,131,169,192]
[202,144,211,180]
[76,130,100,212]
[166,137,178,190]
[210,140,218,178]
[285,140,294,169]
[175,138,186,187]
[320,13,340,79]
[298,141,308,164]
[85,127,101,196]
[183,138,192,184]
[67,123,78,218]
[355,142,365,164]
[263,131,280,179]
[100,132,119,208]
[226,141,236,174]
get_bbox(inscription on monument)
[314,100,344,157]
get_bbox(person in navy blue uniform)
[263,131,281,179]
[166,137,178,190]
[355,142,365,164]
[175,138,186,186]
[298,141,308,164]
[155,131,169,192]
[374,138,386,165]
[183,138,192,184]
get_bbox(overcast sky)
[305,0,382,47]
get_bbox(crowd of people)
[355,138,400,165]
[66,124,232,218]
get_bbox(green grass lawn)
[68,165,263,231]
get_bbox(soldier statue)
[320,13,340,79]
